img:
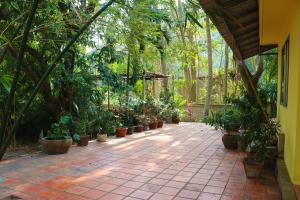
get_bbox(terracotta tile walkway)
[0,123,281,200]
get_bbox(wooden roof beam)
[235,30,258,41]
[199,0,244,60]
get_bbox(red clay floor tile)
[0,123,282,200]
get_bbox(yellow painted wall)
[276,3,300,185]
[260,0,300,185]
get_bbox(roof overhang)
[199,0,276,60]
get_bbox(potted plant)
[97,110,118,142]
[149,116,158,129]
[133,114,144,132]
[73,118,90,146]
[115,115,127,137]
[171,109,181,124]
[157,107,167,128]
[41,113,73,154]
[116,124,127,137]
[243,133,266,178]
[141,115,149,131]
[124,110,135,135]
[203,107,241,149]
[242,121,279,178]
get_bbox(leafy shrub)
[203,106,241,132]
[47,113,72,140]
[98,110,120,136]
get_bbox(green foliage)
[98,110,120,135]
[0,74,12,93]
[226,89,280,161]
[145,96,161,118]
[203,106,241,132]
[47,113,72,140]
[0,0,279,162]
[243,120,280,161]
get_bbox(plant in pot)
[135,114,149,131]
[203,107,241,150]
[149,116,158,129]
[242,121,279,178]
[41,113,73,154]
[146,97,160,129]
[220,107,241,149]
[97,110,118,142]
[115,116,127,137]
[242,130,267,178]
[171,109,181,124]
[73,116,90,146]
[141,115,149,131]
[124,110,135,135]
[134,114,144,132]
[157,106,167,128]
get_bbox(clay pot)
[243,158,264,178]
[97,134,108,142]
[116,127,127,137]
[222,134,239,150]
[134,125,144,132]
[127,126,134,135]
[78,135,90,146]
[149,121,158,129]
[41,137,72,155]
[172,118,180,124]
[157,120,164,128]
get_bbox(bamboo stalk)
[0,0,39,147]
[0,0,115,160]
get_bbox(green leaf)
[0,75,13,92]
[186,12,203,28]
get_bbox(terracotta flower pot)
[172,118,180,124]
[41,137,72,155]
[149,121,158,129]
[134,125,144,132]
[97,134,108,142]
[222,134,239,150]
[78,135,89,146]
[243,158,264,178]
[157,120,164,128]
[116,127,127,137]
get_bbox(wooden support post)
[107,84,110,110]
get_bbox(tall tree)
[223,44,229,100]
[203,15,212,116]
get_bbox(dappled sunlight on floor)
[0,123,281,200]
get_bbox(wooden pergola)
[107,71,169,110]
[121,71,169,81]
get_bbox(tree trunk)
[159,49,168,91]
[224,44,229,100]
[238,56,263,97]
[59,50,75,113]
[190,58,197,102]
[203,16,213,116]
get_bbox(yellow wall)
[260,0,300,185]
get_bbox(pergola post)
[126,53,130,118]
[142,69,146,115]
[172,75,175,102]
[107,84,110,110]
